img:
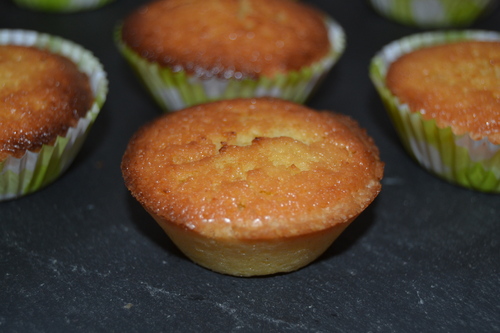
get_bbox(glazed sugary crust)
[0,45,93,160]
[122,98,384,240]
[121,0,331,79]
[386,41,500,144]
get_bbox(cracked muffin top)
[0,45,93,161]
[120,0,331,79]
[121,98,384,240]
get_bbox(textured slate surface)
[1,1,499,332]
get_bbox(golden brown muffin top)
[386,41,500,144]
[0,45,93,161]
[122,98,384,240]
[121,0,331,79]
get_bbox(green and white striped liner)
[0,29,108,201]
[370,30,500,193]
[368,0,497,27]
[12,0,114,12]
[115,17,345,112]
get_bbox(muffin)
[121,98,384,276]
[368,0,498,28]
[116,0,345,111]
[370,30,500,193]
[0,29,108,200]
[12,0,115,12]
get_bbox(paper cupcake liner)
[115,17,345,112]
[368,0,498,27]
[12,0,115,12]
[370,30,500,193]
[0,29,108,201]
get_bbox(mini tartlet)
[368,0,498,28]
[0,29,108,200]
[116,0,345,111]
[370,30,500,192]
[121,98,384,276]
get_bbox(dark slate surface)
[1,1,499,332]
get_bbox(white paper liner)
[369,0,497,27]
[0,29,108,200]
[12,0,115,12]
[370,30,500,192]
[116,16,345,111]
